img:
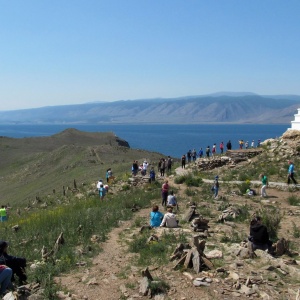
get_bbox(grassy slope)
[0,128,163,206]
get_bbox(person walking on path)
[251,140,255,148]
[287,160,298,185]
[213,176,219,198]
[161,179,169,206]
[167,156,172,172]
[260,173,268,197]
[99,184,106,200]
[160,158,166,177]
[149,167,156,183]
[181,155,186,169]
[220,142,224,154]
[226,140,232,150]
[0,207,7,222]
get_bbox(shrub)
[185,188,196,196]
[292,222,300,238]
[174,175,186,184]
[185,175,203,187]
[149,278,170,295]
[238,173,249,182]
[174,174,202,187]
[257,207,283,240]
[288,194,300,206]
[238,181,251,194]
[128,231,187,266]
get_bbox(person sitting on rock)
[150,205,164,228]
[160,207,178,228]
[248,217,273,254]
[0,241,27,285]
[167,191,177,209]
[0,264,12,297]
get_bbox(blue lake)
[0,124,289,158]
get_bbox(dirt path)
[175,166,291,188]
[58,170,300,300]
[58,207,150,299]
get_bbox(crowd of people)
[181,139,262,166]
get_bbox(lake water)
[0,124,289,158]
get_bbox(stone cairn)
[171,236,214,274]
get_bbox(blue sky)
[0,0,299,110]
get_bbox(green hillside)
[0,128,163,206]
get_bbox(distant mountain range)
[1,93,300,124]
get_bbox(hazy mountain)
[0,94,299,124]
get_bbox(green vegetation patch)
[288,194,300,206]
[174,174,203,187]
[1,188,160,299]
[128,231,187,266]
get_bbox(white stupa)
[289,108,300,130]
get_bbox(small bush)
[185,175,203,187]
[238,181,251,194]
[288,195,300,206]
[174,174,202,187]
[174,175,186,184]
[185,188,196,196]
[292,222,300,238]
[258,207,282,240]
[235,205,251,223]
[149,278,170,295]
[238,173,249,182]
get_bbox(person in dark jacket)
[226,140,232,150]
[249,217,273,253]
[0,241,27,285]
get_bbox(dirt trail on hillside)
[58,176,214,300]
[58,207,149,299]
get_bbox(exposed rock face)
[262,129,300,158]
[115,137,130,148]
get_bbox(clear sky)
[0,0,299,110]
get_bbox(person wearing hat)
[213,176,219,198]
[0,241,27,285]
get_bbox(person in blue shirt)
[149,167,156,183]
[99,184,106,200]
[288,160,298,185]
[150,205,164,227]
[198,148,203,158]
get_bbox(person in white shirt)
[160,207,178,228]
[141,161,149,175]
[167,191,177,207]
[97,179,103,190]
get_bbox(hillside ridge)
[0,94,299,124]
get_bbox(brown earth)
[58,171,300,300]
